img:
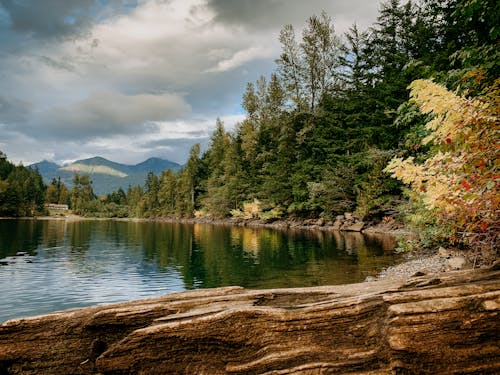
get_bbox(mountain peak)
[29,160,60,174]
[74,156,116,166]
[131,157,180,174]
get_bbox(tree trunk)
[1,267,499,374]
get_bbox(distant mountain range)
[30,156,181,196]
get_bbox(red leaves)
[395,79,499,251]
[461,180,472,190]
[445,132,452,144]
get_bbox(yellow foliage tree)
[231,199,262,219]
[385,79,499,251]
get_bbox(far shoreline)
[0,213,409,237]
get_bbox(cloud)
[0,0,133,39]
[38,55,75,72]
[38,91,191,140]
[206,46,274,73]
[80,0,272,88]
[0,0,382,166]
[206,0,379,33]
[0,95,32,123]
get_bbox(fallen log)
[1,267,499,374]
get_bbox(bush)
[385,79,500,251]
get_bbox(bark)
[0,267,499,374]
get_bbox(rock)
[316,218,325,226]
[344,212,354,220]
[447,256,467,270]
[342,221,365,232]
[411,269,429,277]
[332,218,343,230]
[1,268,499,374]
[438,247,451,258]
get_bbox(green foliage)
[0,151,14,180]
[70,173,97,215]
[46,177,69,205]
[306,166,356,218]
[0,153,46,217]
[355,149,401,219]
[395,189,454,252]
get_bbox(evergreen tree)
[202,120,233,216]
[158,169,177,216]
[176,144,202,216]
[143,171,160,215]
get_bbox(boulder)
[332,218,343,230]
[342,221,365,232]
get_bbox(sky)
[0,0,380,166]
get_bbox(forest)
[0,0,498,252]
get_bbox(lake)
[0,219,399,322]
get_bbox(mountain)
[130,157,180,174]
[30,160,60,175]
[30,156,181,196]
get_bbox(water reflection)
[0,219,398,322]
[0,219,42,256]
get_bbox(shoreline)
[0,213,409,236]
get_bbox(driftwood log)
[0,267,499,374]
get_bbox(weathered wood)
[1,268,498,374]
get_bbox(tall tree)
[176,144,202,216]
[158,169,177,216]
[70,173,96,214]
[276,24,304,109]
[300,12,342,110]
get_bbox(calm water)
[0,219,398,322]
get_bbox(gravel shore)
[370,246,496,282]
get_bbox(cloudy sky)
[0,0,380,166]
